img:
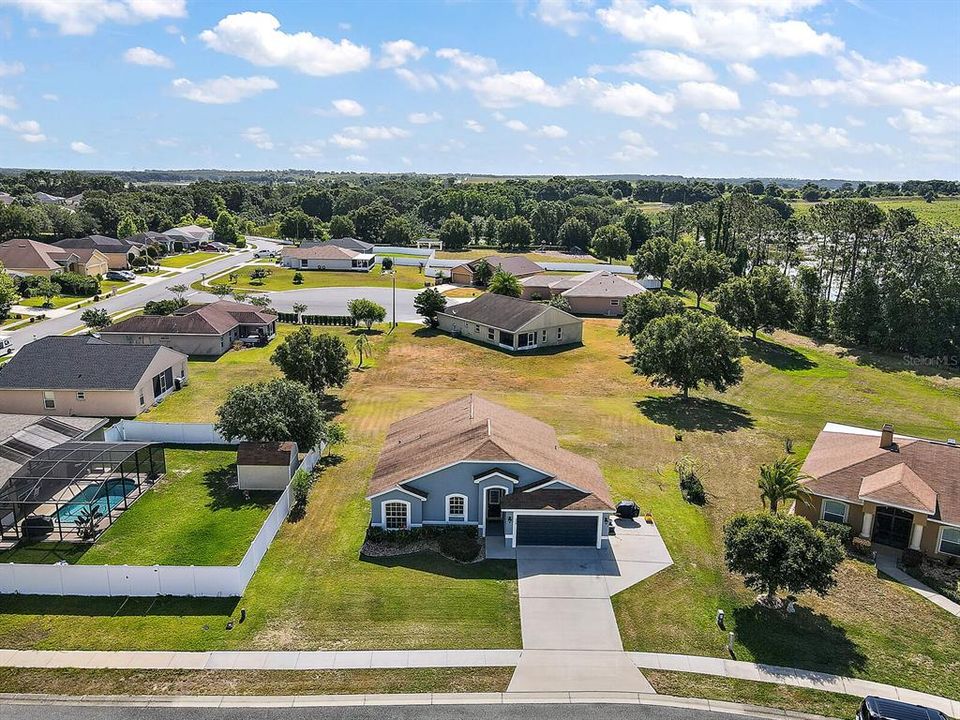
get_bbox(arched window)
[445,494,468,522]
[383,500,410,531]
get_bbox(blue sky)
[0,0,957,180]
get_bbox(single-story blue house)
[366,395,615,548]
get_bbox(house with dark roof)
[280,244,376,271]
[162,224,211,250]
[0,336,188,418]
[797,422,960,560]
[321,237,375,253]
[0,239,109,277]
[100,300,276,357]
[54,235,146,270]
[449,255,543,286]
[367,395,614,548]
[521,270,650,316]
[436,294,583,351]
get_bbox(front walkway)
[507,518,673,693]
[875,551,960,618]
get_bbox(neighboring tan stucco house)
[367,395,614,548]
[236,441,299,491]
[449,255,542,286]
[0,239,109,277]
[100,300,276,357]
[0,336,188,418]
[54,235,146,270]
[521,270,654,316]
[797,422,960,560]
[280,244,376,271]
[436,293,583,351]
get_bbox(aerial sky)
[0,0,957,180]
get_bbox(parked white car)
[254,249,278,259]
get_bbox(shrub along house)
[100,300,277,357]
[0,336,187,418]
[366,395,614,548]
[797,422,960,560]
[280,244,376,271]
[435,293,583,351]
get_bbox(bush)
[293,272,304,285]
[144,298,187,315]
[289,469,313,520]
[53,272,100,297]
[364,525,481,562]
[438,527,481,562]
[818,520,854,547]
[676,455,706,505]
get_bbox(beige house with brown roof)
[797,423,960,559]
[449,255,543,285]
[0,239,109,277]
[366,395,614,547]
[280,244,376,271]
[521,270,650,316]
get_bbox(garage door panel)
[516,515,597,546]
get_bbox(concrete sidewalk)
[875,553,960,618]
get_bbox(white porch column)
[596,514,603,549]
[909,523,923,551]
[860,511,874,539]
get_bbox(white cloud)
[292,141,325,158]
[592,50,716,82]
[199,12,370,76]
[0,61,25,77]
[534,0,591,36]
[846,115,864,127]
[42,93,59,101]
[395,68,439,91]
[0,114,45,142]
[504,119,528,132]
[523,143,538,152]
[123,46,173,68]
[171,75,278,104]
[0,94,17,110]
[331,98,365,116]
[4,0,185,35]
[728,62,758,83]
[378,39,428,68]
[154,138,179,147]
[678,81,740,109]
[20,133,46,143]
[330,134,366,149]
[241,126,274,150]
[536,124,568,139]
[591,80,676,117]
[888,108,956,137]
[596,0,842,60]
[343,125,410,141]
[470,71,578,108]
[612,130,657,160]
[436,48,497,75]
[70,140,95,154]
[408,111,442,124]
[464,119,485,133]
[346,154,367,162]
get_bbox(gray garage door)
[516,515,597,546]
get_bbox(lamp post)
[391,269,396,330]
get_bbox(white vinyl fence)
[104,419,233,445]
[1,429,322,598]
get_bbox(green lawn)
[790,196,960,226]
[159,252,223,268]
[17,295,79,309]
[100,279,132,294]
[199,264,427,293]
[434,249,599,264]
[0,449,278,567]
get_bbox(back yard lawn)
[198,264,426,293]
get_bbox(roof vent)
[880,423,895,450]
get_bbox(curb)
[0,691,839,718]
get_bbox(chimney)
[880,423,895,449]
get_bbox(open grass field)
[0,316,956,702]
[790,196,960,226]
[158,251,223,268]
[0,450,278,566]
[199,264,427,293]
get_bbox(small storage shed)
[236,441,299,491]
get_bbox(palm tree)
[354,334,371,368]
[488,269,522,297]
[168,283,188,302]
[293,303,307,323]
[758,457,811,513]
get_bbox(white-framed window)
[474,324,480,334]
[938,526,960,557]
[138,389,145,406]
[445,494,467,522]
[76,391,85,401]
[43,391,55,410]
[300,259,308,269]
[541,329,547,342]
[557,327,563,340]
[487,327,494,341]
[821,499,848,524]
[611,298,620,306]
[383,500,410,531]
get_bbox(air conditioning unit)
[174,377,189,390]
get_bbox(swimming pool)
[54,478,137,524]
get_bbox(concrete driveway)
[507,519,672,694]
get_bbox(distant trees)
[670,244,731,308]
[279,209,318,241]
[439,213,471,251]
[472,258,493,287]
[270,327,351,395]
[622,209,652,250]
[216,378,327,450]
[630,312,743,399]
[300,189,334,221]
[116,215,141,239]
[0,268,16,321]
[213,210,243,245]
[724,512,844,607]
[557,217,591,251]
[592,224,631,262]
[498,216,534,251]
[329,215,355,239]
[383,216,413,246]
[714,266,796,340]
[632,235,673,284]
[488,269,522,298]
[348,297,387,329]
[414,287,447,325]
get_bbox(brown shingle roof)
[282,245,360,260]
[367,395,611,507]
[237,441,296,466]
[437,293,572,332]
[802,425,960,523]
[501,488,610,511]
[0,239,63,271]
[457,255,543,278]
[102,300,274,337]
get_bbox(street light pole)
[392,270,396,330]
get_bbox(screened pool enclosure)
[0,441,165,543]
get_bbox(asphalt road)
[2,702,779,720]
[265,286,423,323]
